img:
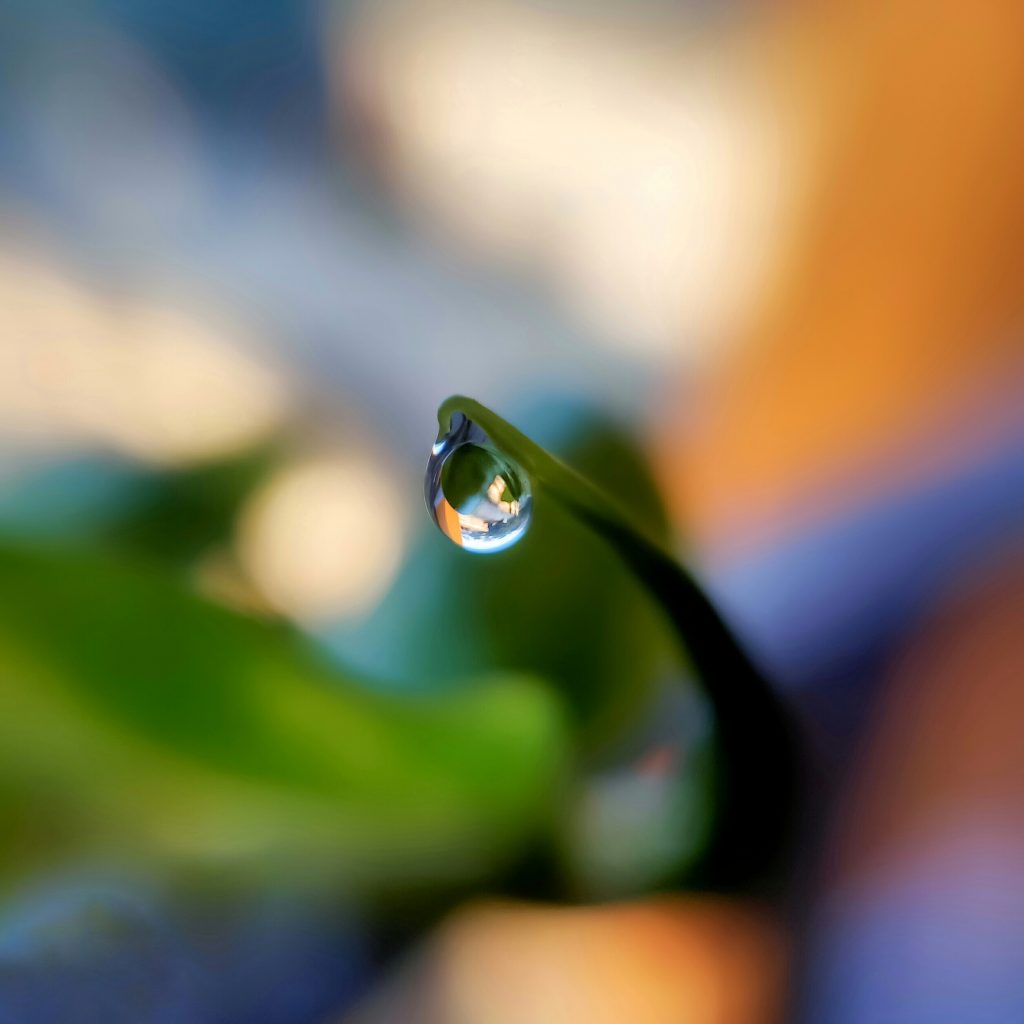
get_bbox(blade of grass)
[437,396,801,890]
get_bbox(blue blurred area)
[0,876,369,1024]
[804,820,1024,1024]
[1,0,325,134]
[96,0,327,139]
[710,419,1024,742]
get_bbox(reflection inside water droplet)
[425,413,532,553]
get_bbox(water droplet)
[425,413,532,553]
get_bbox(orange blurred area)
[346,897,786,1024]
[654,0,1024,550]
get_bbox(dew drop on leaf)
[425,413,532,553]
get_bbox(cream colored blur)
[236,455,406,622]
[344,898,786,1024]
[336,0,824,361]
[0,245,288,464]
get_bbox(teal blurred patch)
[0,456,149,537]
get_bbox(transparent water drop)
[425,413,532,553]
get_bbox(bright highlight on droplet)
[425,413,532,553]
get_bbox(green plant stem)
[438,396,800,890]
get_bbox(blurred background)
[0,0,1022,1021]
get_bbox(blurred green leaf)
[0,538,566,896]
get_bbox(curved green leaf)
[436,397,801,891]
